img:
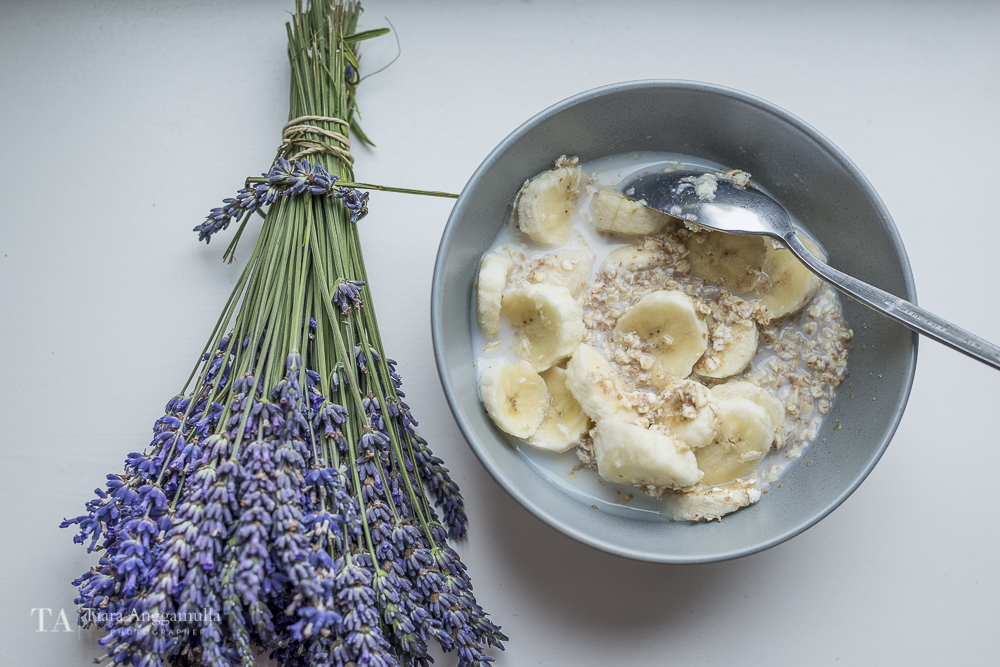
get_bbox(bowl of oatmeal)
[431,80,917,563]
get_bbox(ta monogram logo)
[30,608,74,633]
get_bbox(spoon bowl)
[624,168,792,237]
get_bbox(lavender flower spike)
[196,159,369,244]
[334,279,367,314]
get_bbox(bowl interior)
[432,80,917,563]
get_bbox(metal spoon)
[622,168,1000,371]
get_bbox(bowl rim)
[431,79,919,563]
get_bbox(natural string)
[281,114,353,164]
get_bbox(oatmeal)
[473,153,852,522]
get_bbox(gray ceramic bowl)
[431,80,917,563]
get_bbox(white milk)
[470,151,844,522]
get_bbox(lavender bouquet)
[61,1,504,665]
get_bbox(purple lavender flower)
[333,279,367,314]
[219,542,257,667]
[335,556,397,666]
[196,158,369,243]
[332,187,369,223]
[235,437,277,639]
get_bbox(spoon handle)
[783,233,1000,371]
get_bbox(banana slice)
[590,188,674,236]
[526,367,591,452]
[758,236,827,320]
[694,319,758,378]
[532,249,594,297]
[476,252,515,337]
[502,284,585,371]
[593,419,702,489]
[655,379,719,450]
[711,380,785,448]
[687,231,767,292]
[614,290,709,383]
[602,243,662,274]
[479,361,550,438]
[515,163,583,245]
[695,396,773,485]
[564,344,638,422]
[664,480,762,522]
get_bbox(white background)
[3,0,999,665]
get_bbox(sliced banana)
[564,344,638,422]
[476,252,515,337]
[515,163,583,245]
[592,419,702,489]
[613,290,709,384]
[601,243,662,275]
[532,249,594,297]
[687,231,767,292]
[526,367,591,452]
[590,188,673,236]
[758,236,827,320]
[479,361,550,438]
[694,396,773,485]
[694,319,758,378]
[664,479,762,522]
[654,379,719,450]
[711,380,785,448]
[502,284,584,371]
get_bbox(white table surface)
[3,1,999,664]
